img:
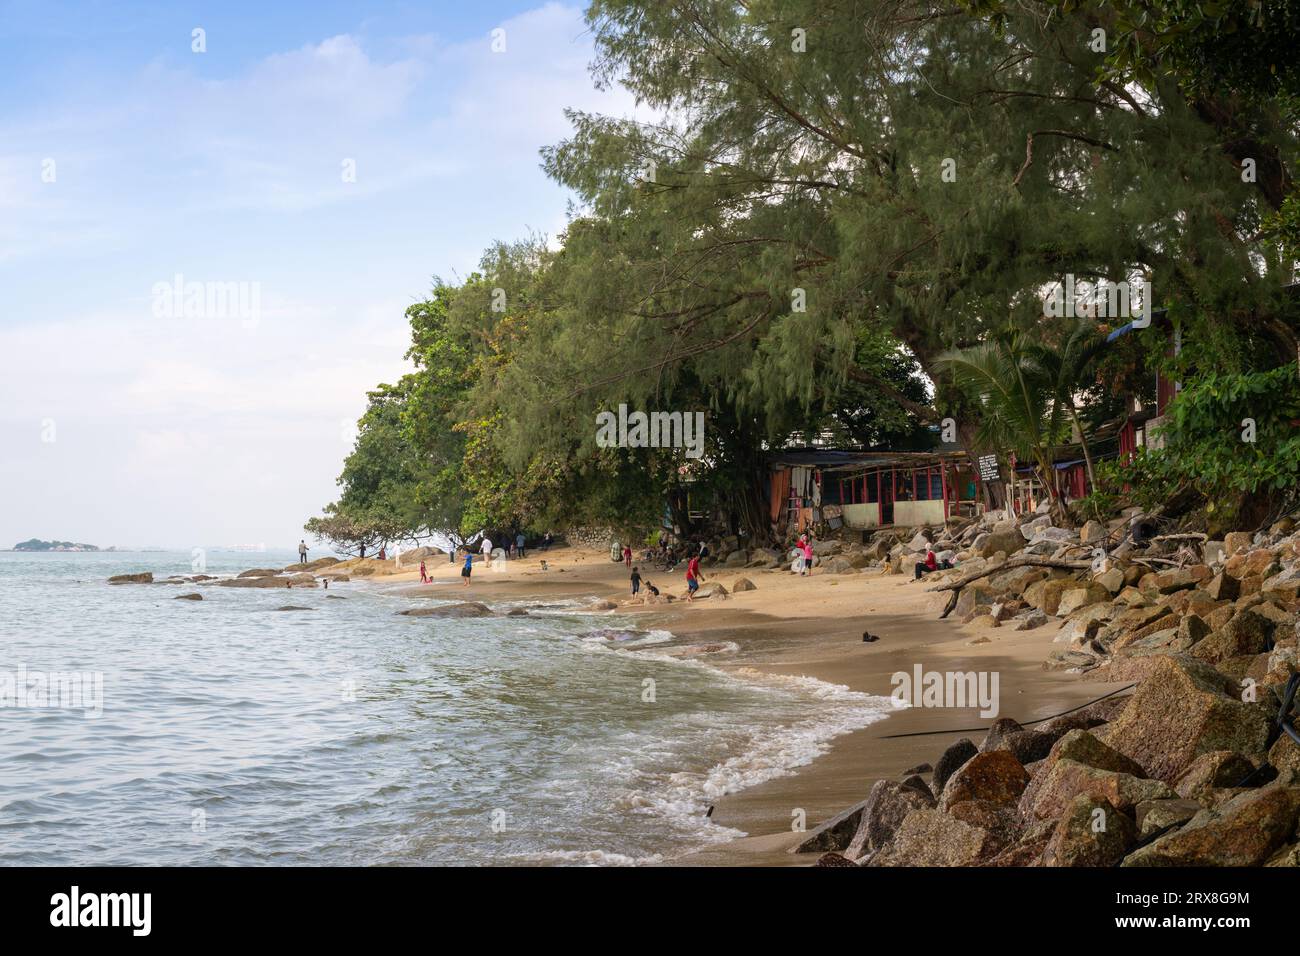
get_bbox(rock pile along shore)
[773,504,1300,867]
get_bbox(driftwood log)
[925,555,1092,620]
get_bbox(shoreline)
[347,544,1123,865]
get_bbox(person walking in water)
[298,540,308,565]
[460,550,473,588]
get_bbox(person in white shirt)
[481,536,493,569]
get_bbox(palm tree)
[932,319,1108,525]
[1024,318,1112,492]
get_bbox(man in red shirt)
[686,553,704,601]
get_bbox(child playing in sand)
[630,566,641,597]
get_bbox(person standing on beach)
[481,536,493,569]
[419,560,428,584]
[800,537,814,576]
[516,531,526,559]
[543,530,552,552]
[622,545,632,568]
[630,565,641,597]
[461,551,473,587]
[298,540,308,565]
[685,553,703,601]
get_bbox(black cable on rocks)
[876,683,1137,740]
[1276,673,1300,748]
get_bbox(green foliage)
[1096,367,1300,513]
[310,0,1300,543]
[933,318,1109,510]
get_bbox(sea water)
[0,550,894,865]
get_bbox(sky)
[0,0,637,550]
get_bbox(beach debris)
[861,631,879,643]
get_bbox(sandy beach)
[335,544,1127,866]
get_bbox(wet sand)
[340,544,1125,865]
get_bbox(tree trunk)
[1067,404,1098,494]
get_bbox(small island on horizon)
[10,538,102,552]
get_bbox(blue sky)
[0,1,635,549]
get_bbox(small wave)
[579,628,674,649]
[508,848,664,867]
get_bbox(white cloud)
[0,3,647,548]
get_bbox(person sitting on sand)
[461,551,473,587]
[913,549,952,580]
[630,566,641,597]
[685,553,704,601]
[419,560,428,584]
